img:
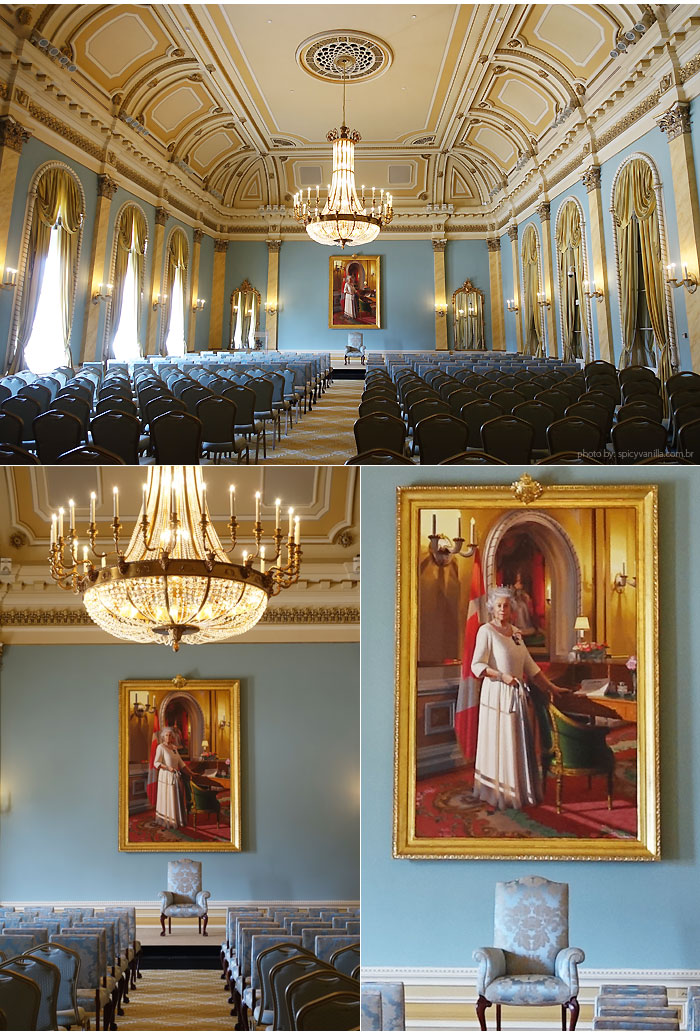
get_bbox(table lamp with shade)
[574,615,590,647]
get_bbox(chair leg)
[607,771,614,809]
[160,913,166,937]
[203,913,208,936]
[168,917,171,934]
[496,1003,501,1031]
[198,916,202,934]
[476,995,491,1031]
[565,996,580,1031]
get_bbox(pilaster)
[507,224,523,353]
[581,167,615,364]
[432,239,448,351]
[80,174,117,362]
[0,117,31,280]
[187,227,203,352]
[265,239,281,351]
[537,202,559,357]
[145,207,168,356]
[210,238,228,350]
[486,238,505,350]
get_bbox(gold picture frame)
[119,676,241,852]
[329,255,380,329]
[394,477,659,860]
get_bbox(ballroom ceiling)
[1,2,673,218]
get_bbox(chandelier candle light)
[293,53,393,248]
[48,467,302,651]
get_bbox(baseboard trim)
[361,966,700,984]
[4,899,359,909]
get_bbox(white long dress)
[343,280,357,319]
[154,743,187,828]
[471,622,542,810]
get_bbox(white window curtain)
[111,246,140,361]
[107,205,147,360]
[24,227,66,374]
[165,264,186,357]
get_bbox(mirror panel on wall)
[230,280,261,349]
[452,280,485,350]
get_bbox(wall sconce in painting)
[131,692,156,717]
[92,282,113,305]
[537,291,551,309]
[219,714,231,731]
[192,298,206,312]
[0,268,17,291]
[613,560,636,593]
[506,298,519,313]
[427,512,477,566]
[665,262,697,294]
[583,279,604,302]
[152,293,168,311]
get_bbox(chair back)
[167,858,202,903]
[512,400,555,451]
[0,932,45,956]
[248,378,274,413]
[53,395,90,437]
[286,969,358,1030]
[360,981,405,1031]
[3,955,59,1030]
[33,410,83,463]
[494,875,569,975]
[255,944,313,1023]
[30,943,81,1016]
[547,416,604,456]
[345,450,414,465]
[223,385,256,427]
[2,396,40,440]
[314,934,358,964]
[270,955,327,1031]
[415,413,469,464]
[90,411,141,465]
[250,935,299,994]
[481,415,534,463]
[18,383,51,410]
[329,942,360,976]
[57,445,125,464]
[151,412,202,464]
[295,988,360,1030]
[0,410,22,446]
[612,417,667,463]
[197,396,237,444]
[50,934,100,990]
[0,968,40,1030]
[353,414,406,455]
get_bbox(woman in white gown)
[471,587,562,810]
[154,727,188,828]
[343,275,357,320]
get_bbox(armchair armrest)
[554,946,585,996]
[473,947,506,995]
[195,890,211,910]
[158,891,174,912]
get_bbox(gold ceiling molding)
[0,606,360,628]
[28,100,103,160]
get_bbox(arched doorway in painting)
[159,691,205,761]
[483,511,582,661]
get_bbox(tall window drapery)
[109,205,147,361]
[15,166,83,373]
[613,158,671,388]
[521,225,544,358]
[555,200,589,363]
[162,229,188,357]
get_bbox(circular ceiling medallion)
[296,31,393,83]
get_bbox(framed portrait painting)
[119,676,241,852]
[329,255,380,329]
[394,476,659,860]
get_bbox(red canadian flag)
[146,709,160,808]
[455,548,487,761]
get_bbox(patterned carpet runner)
[120,968,232,1030]
[256,380,363,465]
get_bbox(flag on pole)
[455,548,487,761]
[146,709,160,808]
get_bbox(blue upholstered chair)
[360,981,406,1030]
[51,931,113,1032]
[474,876,584,1031]
[314,934,358,965]
[3,954,60,1030]
[159,858,211,937]
[689,986,700,1029]
[244,934,301,1028]
[0,967,41,1030]
[30,943,88,1031]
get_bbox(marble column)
[265,239,281,351]
[487,238,505,350]
[80,174,117,362]
[657,101,700,369]
[145,206,168,355]
[187,228,203,352]
[581,167,615,364]
[432,239,448,351]
[0,117,30,282]
[209,238,228,350]
[537,202,559,358]
[507,224,523,353]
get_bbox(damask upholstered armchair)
[473,876,584,1031]
[159,858,211,937]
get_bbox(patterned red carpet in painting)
[129,807,230,844]
[415,725,637,840]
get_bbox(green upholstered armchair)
[545,702,615,814]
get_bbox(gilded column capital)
[214,238,229,253]
[536,202,551,221]
[581,166,601,193]
[432,239,447,253]
[0,116,31,153]
[96,174,118,200]
[657,101,691,141]
[486,237,501,253]
[507,224,519,243]
[155,207,169,227]
[267,239,282,253]
[193,228,204,244]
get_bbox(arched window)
[162,228,189,357]
[612,156,672,382]
[521,225,545,357]
[107,203,148,361]
[12,164,84,373]
[555,199,591,363]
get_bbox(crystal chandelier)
[293,54,393,248]
[48,467,302,651]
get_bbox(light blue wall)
[223,242,269,349]
[500,235,516,351]
[0,642,359,901]
[362,466,697,970]
[277,240,435,352]
[445,239,491,349]
[1,137,98,369]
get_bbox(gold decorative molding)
[0,605,359,627]
[506,224,518,243]
[680,52,700,86]
[486,237,501,252]
[193,227,204,243]
[596,91,661,151]
[432,239,447,252]
[214,238,230,253]
[28,101,102,159]
[536,202,551,221]
[154,206,169,226]
[96,174,118,200]
[0,116,32,153]
[510,473,543,505]
[581,166,601,193]
[266,239,281,253]
[657,101,691,142]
